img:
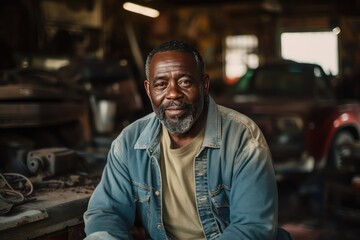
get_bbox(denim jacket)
[84,96,278,240]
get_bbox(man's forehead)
[150,51,195,66]
[150,52,197,70]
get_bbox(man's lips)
[165,107,186,115]
[158,101,190,119]
[166,106,183,110]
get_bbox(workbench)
[0,186,93,240]
[0,134,110,240]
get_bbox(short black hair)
[145,40,205,79]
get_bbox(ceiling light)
[332,27,341,35]
[123,2,159,18]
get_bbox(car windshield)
[234,64,314,98]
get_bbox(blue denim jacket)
[84,97,278,240]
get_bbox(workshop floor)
[278,179,360,240]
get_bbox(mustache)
[155,101,193,119]
[159,100,191,111]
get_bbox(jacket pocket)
[210,186,230,227]
[133,183,151,229]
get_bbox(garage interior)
[0,0,360,239]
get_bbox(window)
[225,35,259,84]
[281,31,339,76]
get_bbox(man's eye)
[179,79,192,87]
[154,82,167,89]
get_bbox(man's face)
[144,51,209,135]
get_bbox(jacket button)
[155,191,160,196]
[157,224,162,229]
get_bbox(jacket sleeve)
[83,138,136,240]
[219,141,278,240]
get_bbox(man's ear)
[144,80,151,98]
[202,74,210,94]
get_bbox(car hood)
[215,94,337,116]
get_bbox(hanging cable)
[0,172,34,205]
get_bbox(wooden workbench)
[0,186,93,240]
[0,138,109,240]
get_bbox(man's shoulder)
[216,104,255,125]
[216,103,264,136]
[121,112,157,135]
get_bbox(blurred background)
[0,0,360,239]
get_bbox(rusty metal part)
[26,148,84,177]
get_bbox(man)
[84,40,281,239]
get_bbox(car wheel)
[328,130,355,170]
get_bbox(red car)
[215,59,360,178]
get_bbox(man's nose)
[166,82,183,99]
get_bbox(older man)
[84,40,283,239]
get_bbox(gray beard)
[150,100,200,135]
[161,114,194,134]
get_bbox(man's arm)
[219,142,278,240]
[84,140,136,239]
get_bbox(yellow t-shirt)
[160,125,206,240]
